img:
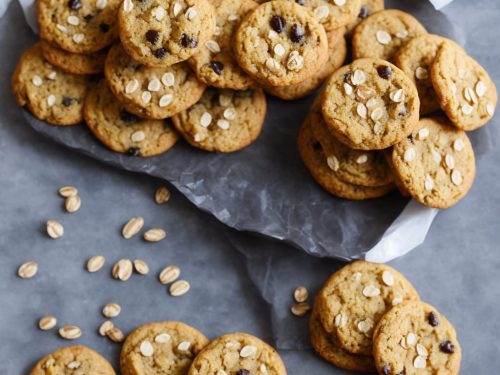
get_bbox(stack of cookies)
[310,261,462,374]
[300,8,497,208]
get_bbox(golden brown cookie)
[188,333,287,375]
[287,0,361,31]
[431,44,497,131]
[345,0,384,36]
[373,301,462,375]
[391,117,476,209]
[84,80,180,157]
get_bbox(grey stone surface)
[1,1,500,375]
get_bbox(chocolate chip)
[62,97,74,107]
[439,340,455,354]
[343,73,351,83]
[377,65,392,79]
[209,61,224,75]
[120,110,139,123]
[127,147,141,156]
[146,30,159,44]
[270,15,286,33]
[295,0,305,4]
[312,141,322,151]
[83,14,93,22]
[290,24,304,43]
[236,370,250,375]
[153,48,167,59]
[428,311,440,327]
[180,34,198,48]
[381,365,391,375]
[358,6,369,19]
[99,23,110,33]
[407,134,414,144]
[68,0,81,10]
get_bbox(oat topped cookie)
[346,0,384,35]
[287,0,361,31]
[233,0,328,87]
[118,0,217,68]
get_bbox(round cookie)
[352,10,427,62]
[105,43,206,120]
[308,95,393,187]
[172,87,266,153]
[40,40,107,75]
[391,117,475,209]
[310,296,376,372]
[431,44,497,131]
[286,0,361,31]
[346,0,384,35]
[264,27,347,100]
[121,321,209,375]
[233,0,329,87]
[30,345,116,375]
[394,35,462,115]
[317,260,420,355]
[373,301,462,375]
[84,80,180,157]
[188,332,287,375]
[188,0,258,89]
[118,0,216,68]
[298,119,394,200]
[321,58,420,150]
[37,0,120,54]
[12,43,90,126]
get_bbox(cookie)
[373,301,462,375]
[172,87,266,153]
[352,10,427,62]
[264,27,347,100]
[391,117,475,208]
[233,0,329,87]
[40,40,107,75]
[394,35,461,115]
[316,260,419,355]
[298,118,394,200]
[188,0,258,89]
[188,332,287,375]
[321,58,420,150]
[346,0,384,36]
[30,345,116,375]
[37,0,120,54]
[310,296,376,372]
[84,80,180,157]
[121,321,209,375]
[431,44,497,131]
[105,43,206,120]
[288,0,361,31]
[12,43,90,126]
[118,0,216,68]
[309,95,393,187]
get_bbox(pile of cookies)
[29,323,287,375]
[310,261,461,374]
[300,8,497,208]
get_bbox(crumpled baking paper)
[18,0,483,264]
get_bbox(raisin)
[62,97,74,107]
[209,61,224,75]
[99,23,110,33]
[290,24,304,43]
[358,6,369,19]
[377,65,392,79]
[180,34,198,48]
[146,30,160,44]
[68,0,81,10]
[154,48,167,59]
[270,15,286,33]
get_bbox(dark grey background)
[1,0,500,374]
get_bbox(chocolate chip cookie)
[118,0,217,68]
[373,301,461,375]
[188,0,258,89]
[233,0,329,87]
[121,321,209,375]
[287,0,361,31]
[321,58,420,150]
[431,44,497,131]
[346,0,384,36]
[394,34,461,115]
[298,118,394,200]
[391,117,476,208]
[84,80,180,157]
[265,27,347,100]
[30,345,116,375]
[37,0,120,54]
[12,43,90,126]
[40,40,107,75]
[172,87,266,152]
[352,9,427,62]
[105,43,206,119]
[188,333,287,375]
